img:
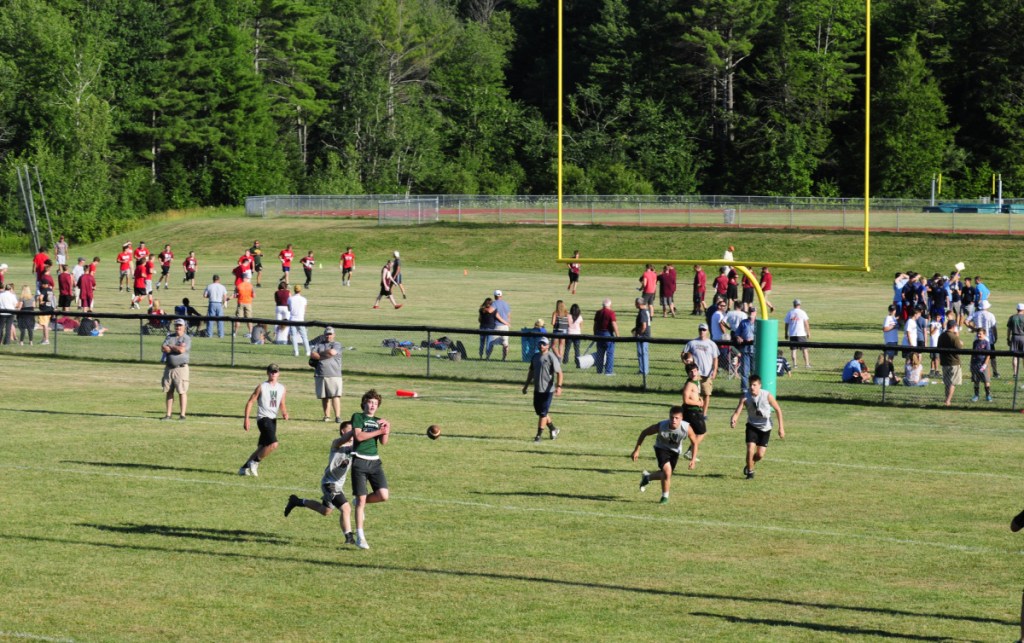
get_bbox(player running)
[284,420,356,546]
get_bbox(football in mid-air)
[426,424,441,440]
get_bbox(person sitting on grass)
[872,353,901,386]
[842,351,869,383]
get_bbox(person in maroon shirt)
[32,248,49,292]
[57,265,75,311]
[741,273,756,307]
[273,281,291,344]
[726,267,738,308]
[692,265,707,316]
[593,298,619,375]
[713,268,729,304]
[759,267,775,313]
[657,264,677,318]
[157,244,174,290]
[79,267,97,312]
[182,251,198,290]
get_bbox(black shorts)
[568,270,579,283]
[350,457,388,497]
[133,286,147,296]
[161,266,170,276]
[58,294,73,308]
[683,406,706,435]
[655,446,679,472]
[745,423,772,447]
[320,482,348,509]
[742,288,754,304]
[254,264,263,273]
[533,391,554,417]
[641,292,655,306]
[185,271,195,280]
[378,285,392,297]
[727,284,738,300]
[1011,337,1024,353]
[342,267,353,276]
[257,417,278,447]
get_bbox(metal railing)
[3,310,1022,411]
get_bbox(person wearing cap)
[522,334,563,442]
[311,326,344,423]
[966,299,999,378]
[391,250,407,299]
[202,274,228,338]
[937,318,963,406]
[970,326,993,402]
[683,321,719,419]
[116,244,133,292]
[492,289,511,360]
[239,363,289,476]
[1007,304,1024,379]
[784,298,811,368]
[160,319,191,420]
[593,298,618,375]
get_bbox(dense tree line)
[0,0,1020,241]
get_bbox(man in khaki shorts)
[311,326,344,423]
[682,322,719,418]
[937,318,963,407]
[161,319,191,420]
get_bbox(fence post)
[1013,367,1019,411]
[896,209,900,233]
[52,317,58,355]
[458,199,462,223]
[790,204,794,227]
[638,201,642,224]
[139,318,145,362]
[426,329,431,378]
[231,329,236,367]
[881,376,887,404]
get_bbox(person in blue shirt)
[734,306,757,394]
[842,351,868,383]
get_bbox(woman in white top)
[564,303,583,365]
[904,352,929,386]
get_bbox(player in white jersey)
[239,364,288,477]
[631,406,698,504]
[730,375,785,479]
[284,421,356,545]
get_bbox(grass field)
[2,214,1024,641]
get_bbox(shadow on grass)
[690,612,971,642]
[79,523,288,545]
[1,531,1011,629]
[503,449,618,459]
[0,407,238,421]
[533,465,638,475]
[63,460,236,477]
[470,490,618,503]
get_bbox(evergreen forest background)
[1,0,1022,242]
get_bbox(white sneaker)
[249,462,259,477]
[355,535,370,550]
[238,465,251,476]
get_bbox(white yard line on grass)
[0,463,1017,556]
[0,632,75,643]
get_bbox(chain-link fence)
[244,194,1024,234]
[4,310,1023,411]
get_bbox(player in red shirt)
[759,267,775,313]
[339,247,355,286]
[130,260,148,309]
[182,251,198,290]
[301,251,315,288]
[134,241,149,262]
[238,249,254,276]
[692,265,707,316]
[279,244,294,285]
[157,244,174,290]
[32,248,50,291]
[79,267,97,312]
[117,243,133,291]
[57,265,75,311]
